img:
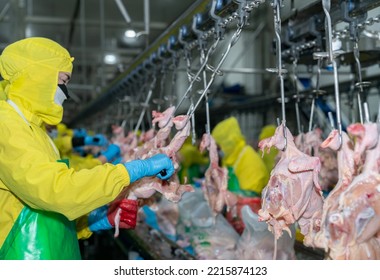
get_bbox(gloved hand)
[123,153,175,183]
[84,134,108,147]
[73,128,87,138]
[100,143,121,162]
[112,156,123,164]
[73,146,87,157]
[88,199,138,232]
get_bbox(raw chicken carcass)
[199,133,238,215]
[294,128,323,157]
[236,205,296,260]
[132,107,175,159]
[347,122,379,171]
[152,106,175,128]
[313,129,355,251]
[113,111,194,237]
[139,128,156,143]
[327,123,380,259]
[318,148,338,191]
[258,123,323,245]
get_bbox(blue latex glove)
[101,144,121,162]
[73,146,86,156]
[85,134,108,147]
[123,153,175,183]
[73,128,87,138]
[112,156,123,164]
[88,205,111,232]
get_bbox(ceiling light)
[124,29,137,38]
[104,54,118,65]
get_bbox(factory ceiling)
[2,0,380,131]
[0,0,195,124]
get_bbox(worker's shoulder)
[0,101,23,124]
[243,144,261,156]
[241,145,267,163]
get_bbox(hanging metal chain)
[333,14,380,39]
[175,37,220,115]
[134,76,157,133]
[323,0,343,149]
[188,21,246,118]
[308,55,325,132]
[267,0,288,150]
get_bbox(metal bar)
[0,2,10,22]
[134,88,153,134]
[114,0,132,24]
[23,15,167,29]
[323,0,342,148]
[144,0,150,48]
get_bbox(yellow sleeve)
[53,135,73,156]
[234,146,270,194]
[69,154,102,171]
[261,147,278,172]
[0,119,131,221]
[76,215,93,240]
[179,144,209,167]
[0,80,7,101]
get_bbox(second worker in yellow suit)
[211,117,269,197]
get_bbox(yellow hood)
[259,124,276,140]
[0,80,7,101]
[212,117,245,166]
[0,37,74,125]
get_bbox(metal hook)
[187,21,246,118]
[269,0,287,150]
[309,55,326,132]
[210,0,226,40]
[134,77,157,134]
[174,37,220,115]
[322,0,343,149]
[328,111,335,130]
[363,102,370,123]
[353,41,371,124]
[192,11,214,136]
[292,58,302,135]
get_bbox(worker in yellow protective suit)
[212,117,270,234]
[50,123,120,170]
[212,117,269,197]
[177,137,209,184]
[0,37,175,260]
[258,124,278,173]
[0,80,7,101]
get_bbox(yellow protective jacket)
[212,117,269,195]
[258,124,278,172]
[178,137,209,183]
[0,80,7,101]
[52,124,102,171]
[0,38,130,248]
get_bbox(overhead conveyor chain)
[68,0,265,126]
[69,0,380,128]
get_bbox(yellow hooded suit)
[0,38,130,259]
[212,117,269,196]
[258,124,278,172]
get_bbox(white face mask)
[54,85,67,106]
[48,129,58,139]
